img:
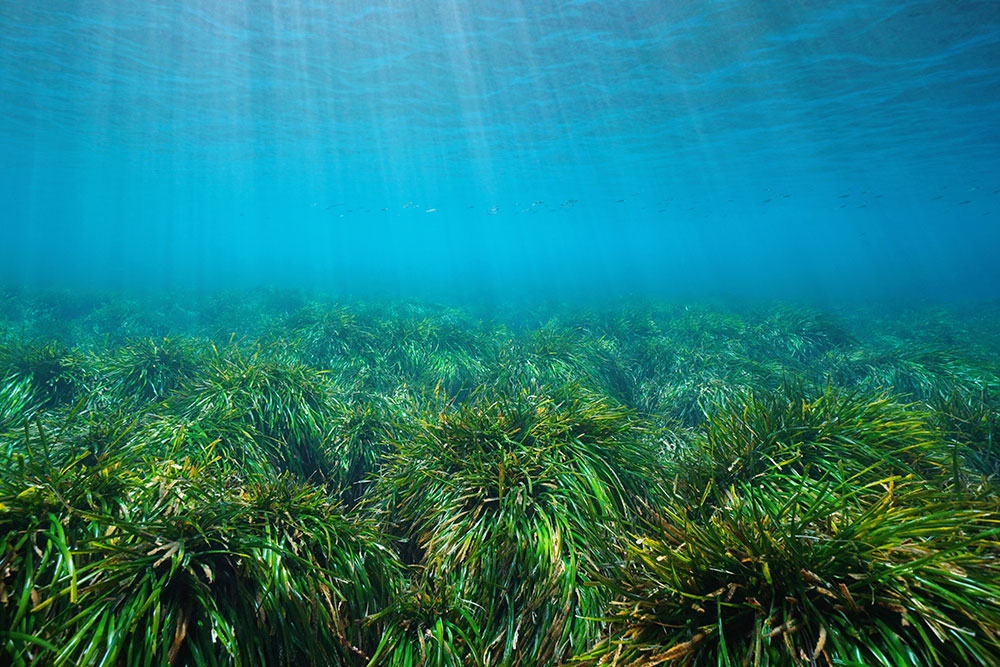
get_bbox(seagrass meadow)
[0,289,998,666]
[4,0,1000,663]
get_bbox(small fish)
[531,201,544,206]
[762,199,772,204]
[839,194,850,199]
[425,208,437,213]
[615,199,625,203]
[958,200,971,205]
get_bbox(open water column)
[1,2,999,666]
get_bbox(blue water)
[1,1,998,300]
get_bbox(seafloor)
[1,289,998,666]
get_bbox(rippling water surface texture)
[5,4,1000,665]
[1,0,999,299]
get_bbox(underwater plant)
[0,452,400,666]
[636,345,786,427]
[74,298,170,345]
[167,346,339,481]
[366,577,488,667]
[322,396,402,505]
[388,340,493,400]
[751,305,855,364]
[1,421,148,665]
[374,384,666,666]
[679,382,947,499]
[285,302,379,367]
[500,323,607,389]
[0,375,36,432]
[98,336,205,405]
[0,341,89,410]
[135,411,268,474]
[930,387,1000,491]
[577,478,1000,667]
[841,343,999,404]
[0,290,997,665]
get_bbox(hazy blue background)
[1,0,998,301]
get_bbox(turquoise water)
[1,1,998,299]
[4,5,1000,664]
